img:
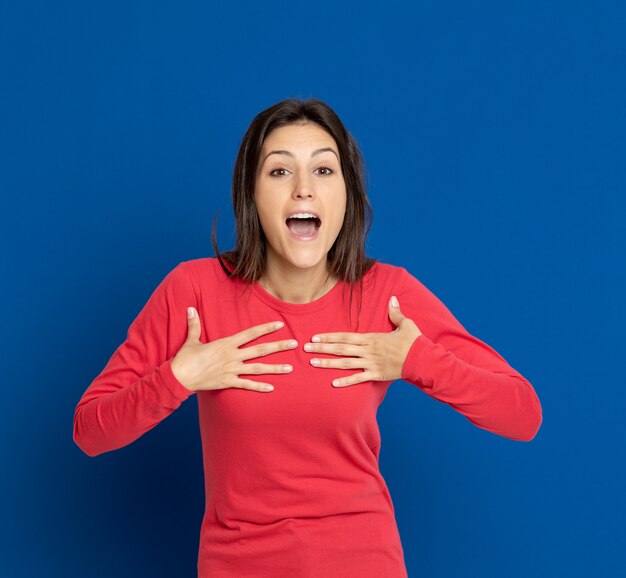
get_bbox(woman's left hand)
[304,296,423,387]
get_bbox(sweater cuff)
[154,357,195,402]
[400,334,431,384]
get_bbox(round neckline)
[250,275,346,315]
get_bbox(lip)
[285,209,321,221]
[285,220,321,241]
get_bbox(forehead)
[261,122,338,152]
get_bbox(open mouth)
[285,216,322,238]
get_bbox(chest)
[196,283,394,440]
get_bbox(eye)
[269,168,290,177]
[315,166,334,176]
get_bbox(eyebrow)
[261,147,339,166]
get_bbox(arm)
[396,267,542,442]
[73,262,197,457]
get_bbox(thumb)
[388,295,405,330]
[186,306,202,343]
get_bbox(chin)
[284,250,328,270]
[289,257,326,270]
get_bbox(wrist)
[171,355,196,392]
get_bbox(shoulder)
[176,256,225,280]
[179,256,223,275]
[363,258,416,286]
[175,256,238,292]
[364,259,438,302]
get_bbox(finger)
[233,378,276,392]
[388,295,406,330]
[186,307,202,344]
[238,339,298,360]
[239,362,293,375]
[232,320,285,347]
[310,357,365,370]
[331,370,376,388]
[310,332,369,345]
[305,342,363,357]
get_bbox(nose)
[292,171,315,200]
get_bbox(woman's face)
[254,122,347,275]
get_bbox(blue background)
[1,1,624,576]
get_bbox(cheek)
[326,209,346,236]
[254,192,271,222]
[255,202,282,237]
[257,211,273,234]
[334,193,348,226]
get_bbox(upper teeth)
[288,212,318,219]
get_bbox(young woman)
[73,98,542,577]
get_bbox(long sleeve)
[396,267,542,441]
[73,261,197,457]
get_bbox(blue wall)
[1,1,624,576]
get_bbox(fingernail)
[288,340,298,348]
[283,365,293,372]
[311,336,321,342]
[391,296,399,307]
[304,344,314,351]
[187,307,195,318]
[275,321,284,329]
[310,358,320,366]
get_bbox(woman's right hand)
[170,307,296,393]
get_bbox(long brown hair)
[211,97,377,325]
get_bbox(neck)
[260,260,337,304]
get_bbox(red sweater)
[73,257,542,577]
